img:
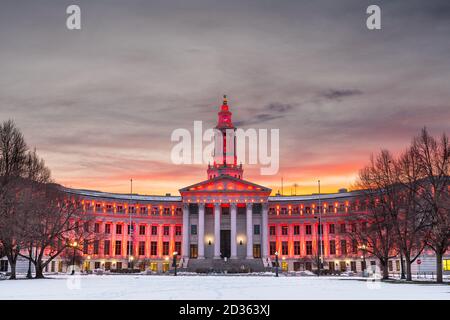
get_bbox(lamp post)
[172,251,178,276]
[70,241,78,275]
[316,180,322,277]
[275,251,279,277]
[359,244,367,276]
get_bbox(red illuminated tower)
[207,95,243,179]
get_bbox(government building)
[1,97,447,275]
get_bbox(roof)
[63,188,182,202]
[62,187,361,202]
[269,191,362,202]
[179,175,271,193]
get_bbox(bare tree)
[411,128,450,283]
[19,184,97,278]
[0,120,29,279]
[394,146,430,281]
[351,151,399,279]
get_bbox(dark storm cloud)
[0,0,449,194]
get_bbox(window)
[104,240,110,255]
[93,240,99,255]
[83,240,89,254]
[340,223,346,234]
[105,224,111,234]
[253,224,260,235]
[352,239,358,254]
[191,225,197,235]
[83,222,89,233]
[443,259,450,271]
[293,225,300,235]
[115,241,122,255]
[138,241,145,256]
[190,244,198,258]
[95,203,102,212]
[281,226,288,235]
[281,241,288,255]
[305,207,311,214]
[0,260,8,272]
[305,225,312,235]
[253,244,261,258]
[116,262,122,270]
[162,242,169,256]
[340,240,347,255]
[163,208,171,215]
[163,226,170,236]
[175,226,182,236]
[388,260,393,272]
[127,224,133,235]
[106,204,112,212]
[351,261,357,272]
[94,262,101,269]
[175,241,182,255]
[306,241,313,255]
[94,223,100,233]
[329,224,335,234]
[281,208,287,215]
[140,207,147,214]
[294,241,301,255]
[329,240,336,255]
[139,225,146,235]
[150,241,157,256]
[351,223,356,232]
[269,226,276,236]
[117,205,124,213]
[151,225,158,235]
[116,224,122,235]
[128,206,135,214]
[270,242,276,255]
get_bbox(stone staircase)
[186,258,266,273]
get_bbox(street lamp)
[70,241,78,275]
[172,251,178,276]
[275,251,279,277]
[129,256,134,271]
[359,244,367,276]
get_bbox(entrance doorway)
[220,230,231,258]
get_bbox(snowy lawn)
[0,274,448,300]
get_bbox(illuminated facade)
[2,96,445,275]
[61,96,377,273]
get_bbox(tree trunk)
[405,257,412,281]
[8,260,17,280]
[34,263,45,279]
[436,252,443,284]
[380,260,389,280]
[26,258,32,279]
[400,253,406,279]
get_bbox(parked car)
[0,272,7,280]
[340,271,356,277]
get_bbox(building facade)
[1,96,448,275]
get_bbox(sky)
[0,0,449,196]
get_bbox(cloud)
[321,89,363,101]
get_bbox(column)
[246,203,253,259]
[182,203,189,258]
[261,203,269,259]
[198,203,205,259]
[230,203,237,259]
[214,203,221,259]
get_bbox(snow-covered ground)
[0,274,448,300]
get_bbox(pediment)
[179,175,271,194]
